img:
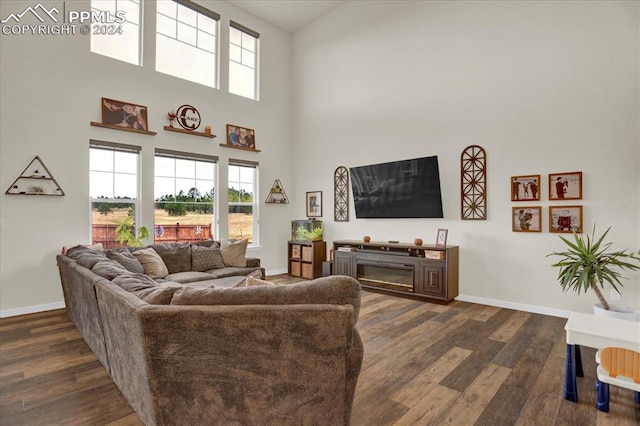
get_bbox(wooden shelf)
[219,143,261,153]
[164,126,216,138]
[90,122,157,135]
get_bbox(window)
[89,141,141,249]
[90,0,142,66]
[229,21,259,100]
[228,159,258,244]
[154,149,217,243]
[156,0,219,87]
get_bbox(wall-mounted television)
[350,156,444,219]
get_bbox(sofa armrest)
[246,257,260,267]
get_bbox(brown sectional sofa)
[56,242,363,425]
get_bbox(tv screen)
[350,156,444,219]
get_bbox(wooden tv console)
[332,240,459,303]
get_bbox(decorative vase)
[593,303,639,322]
[414,238,423,246]
[363,236,371,243]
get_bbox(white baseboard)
[266,268,288,276]
[1,301,66,318]
[456,294,571,318]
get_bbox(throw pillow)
[66,245,108,269]
[220,239,248,267]
[112,273,179,304]
[132,248,169,279]
[106,250,145,274]
[233,271,272,288]
[191,244,226,271]
[92,260,129,280]
[149,243,192,274]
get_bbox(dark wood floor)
[1,275,638,425]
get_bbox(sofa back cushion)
[220,239,248,267]
[92,259,130,280]
[149,243,192,273]
[111,273,180,304]
[132,248,169,279]
[170,276,362,321]
[191,242,225,271]
[66,245,108,269]
[106,249,145,274]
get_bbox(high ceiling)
[227,0,348,33]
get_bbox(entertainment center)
[332,240,459,303]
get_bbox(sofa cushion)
[191,243,225,271]
[132,248,169,279]
[106,249,144,274]
[165,271,218,284]
[112,273,180,304]
[234,272,275,288]
[66,245,108,269]
[220,239,248,267]
[204,266,263,279]
[149,243,192,273]
[170,276,362,321]
[92,260,130,280]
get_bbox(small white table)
[564,312,640,402]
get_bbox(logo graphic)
[1,2,59,23]
[176,105,201,131]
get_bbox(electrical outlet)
[610,289,621,302]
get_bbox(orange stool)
[595,347,640,412]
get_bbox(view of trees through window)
[228,163,257,243]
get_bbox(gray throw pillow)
[66,245,108,269]
[191,244,225,271]
[106,250,144,274]
[92,260,129,280]
[112,273,179,305]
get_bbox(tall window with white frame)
[228,160,258,244]
[89,141,141,249]
[229,21,259,100]
[154,149,217,244]
[156,0,219,88]
[90,0,142,65]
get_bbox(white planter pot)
[593,303,640,322]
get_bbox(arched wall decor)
[334,166,349,222]
[461,145,487,220]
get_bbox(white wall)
[0,0,293,315]
[291,0,640,316]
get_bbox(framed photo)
[549,171,582,200]
[512,206,542,232]
[511,174,540,201]
[226,124,256,150]
[101,97,148,131]
[306,191,322,218]
[436,228,448,247]
[549,205,583,233]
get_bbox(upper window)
[154,149,218,244]
[229,21,259,100]
[89,141,141,249]
[90,0,142,66]
[156,0,219,88]
[228,159,258,244]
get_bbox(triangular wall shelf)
[265,179,289,204]
[6,155,65,196]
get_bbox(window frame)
[227,159,259,246]
[90,0,143,66]
[229,20,260,100]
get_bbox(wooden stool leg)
[596,378,610,412]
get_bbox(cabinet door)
[415,261,445,298]
[334,252,354,277]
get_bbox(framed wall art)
[436,228,448,247]
[306,191,322,218]
[511,174,540,201]
[101,97,148,131]
[549,171,582,200]
[512,206,541,232]
[549,205,583,233]
[225,124,257,151]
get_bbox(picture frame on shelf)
[436,228,448,247]
[511,174,541,201]
[226,124,256,150]
[512,206,542,232]
[306,191,322,218]
[549,205,583,233]
[549,171,582,200]
[101,97,148,131]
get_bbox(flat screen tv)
[350,156,444,219]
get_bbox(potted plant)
[547,225,640,320]
[113,216,149,247]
